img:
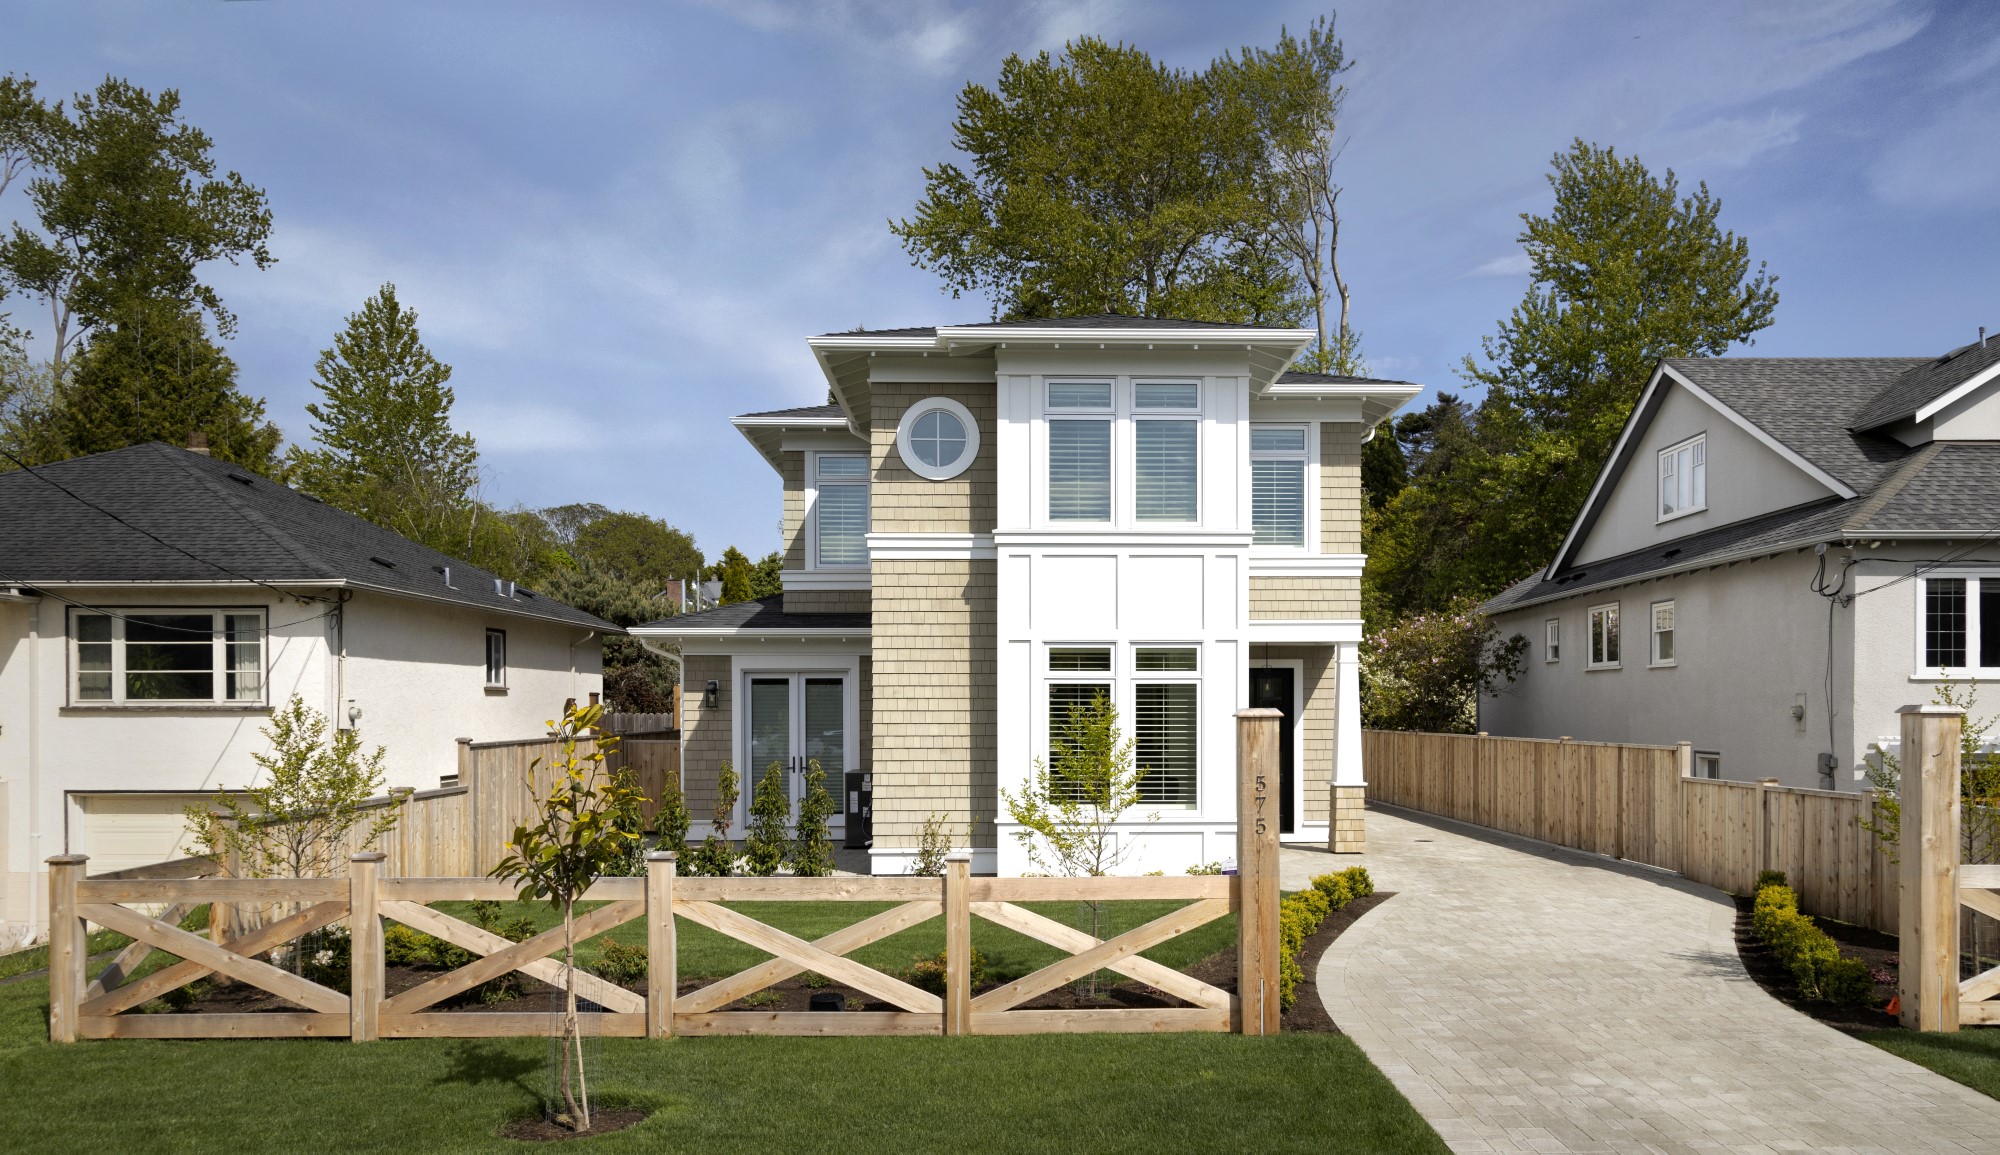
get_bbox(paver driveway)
[1294,804,2000,1153]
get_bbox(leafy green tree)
[751,550,783,600]
[0,76,273,380]
[566,509,703,591]
[1365,141,1779,620]
[539,556,677,713]
[51,299,281,471]
[704,546,758,605]
[1359,597,1527,733]
[0,338,63,467]
[289,284,483,555]
[894,36,1312,322]
[742,761,790,876]
[790,761,836,877]
[684,761,739,877]
[490,704,644,1134]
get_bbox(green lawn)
[1864,1028,2000,1101]
[0,900,1445,1153]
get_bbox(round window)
[895,397,979,480]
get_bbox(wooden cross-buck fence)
[46,711,1287,1042]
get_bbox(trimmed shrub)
[1751,881,1872,1007]
[1755,869,1789,892]
[909,946,986,995]
[1341,866,1374,898]
[592,940,648,986]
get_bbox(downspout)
[568,629,598,702]
[637,636,685,727]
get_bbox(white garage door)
[75,794,209,876]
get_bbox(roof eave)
[730,413,855,474]
[1260,380,1422,427]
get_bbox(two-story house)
[1481,332,2000,790]
[633,316,1417,874]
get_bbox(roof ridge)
[156,446,337,581]
[1841,441,1944,534]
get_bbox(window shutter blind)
[1133,683,1197,806]
[1252,460,1306,545]
[1135,420,1197,521]
[816,483,868,565]
[1049,420,1111,521]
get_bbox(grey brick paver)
[1295,806,2000,1154]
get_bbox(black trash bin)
[844,771,873,849]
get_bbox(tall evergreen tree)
[54,300,280,471]
[288,284,481,554]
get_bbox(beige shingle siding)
[782,589,871,615]
[1332,786,1366,852]
[680,654,732,824]
[858,656,873,772]
[869,558,997,851]
[781,451,806,569]
[1248,576,1360,619]
[1321,422,1363,553]
[1257,645,1335,825]
[869,382,996,534]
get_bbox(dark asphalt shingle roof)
[1664,357,1923,492]
[0,442,618,631]
[1277,370,1422,388]
[1849,336,2000,432]
[633,596,869,633]
[820,313,1306,338]
[735,404,846,421]
[1863,443,2000,533]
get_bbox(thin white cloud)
[1467,253,1532,278]
[1870,92,2000,209]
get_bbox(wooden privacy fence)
[46,711,1287,1043]
[1364,729,1898,932]
[1893,705,2000,1031]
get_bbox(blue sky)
[7,1,1997,562]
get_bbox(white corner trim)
[1661,364,1856,499]
[894,396,981,481]
[1913,357,2000,424]
[780,569,871,592]
[866,532,996,560]
[1247,553,1365,578]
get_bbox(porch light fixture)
[704,679,719,709]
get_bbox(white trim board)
[867,532,996,560]
[1913,358,2000,425]
[779,569,871,592]
[1248,554,1365,578]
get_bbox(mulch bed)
[160,893,1396,1025]
[1730,893,1903,1032]
[500,1108,649,1142]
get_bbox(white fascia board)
[1261,380,1421,415]
[1247,553,1365,578]
[1247,398,1367,423]
[1662,364,1857,498]
[629,625,870,642]
[781,569,871,591]
[1913,358,2000,424]
[935,325,1312,346]
[1243,619,1364,644]
[867,532,995,560]
[992,530,1255,551]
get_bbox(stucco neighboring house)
[632,315,1417,875]
[0,441,614,950]
[1481,332,2000,791]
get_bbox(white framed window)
[1046,381,1114,523]
[1132,645,1198,807]
[810,452,869,568]
[1544,618,1560,663]
[485,628,507,688]
[1916,573,2000,674]
[1658,434,1707,522]
[895,396,979,481]
[1133,382,1199,523]
[1046,645,1114,799]
[68,608,266,706]
[1251,425,1309,547]
[1649,601,1676,667]
[1695,751,1721,779]
[1587,603,1621,669]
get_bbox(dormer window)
[811,453,869,567]
[1658,434,1706,522]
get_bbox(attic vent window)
[369,556,396,569]
[227,473,254,485]
[1662,548,1681,559]
[493,578,516,598]
[433,565,454,589]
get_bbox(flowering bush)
[1361,597,1527,733]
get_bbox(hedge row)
[1277,866,1374,1010]
[1750,872,1872,1006]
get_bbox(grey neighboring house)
[1480,332,2000,790]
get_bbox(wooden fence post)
[1753,777,1780,889]
[1898,704,1962,1032]
[349,851,385,1042]
[943,852,971,1037]
[46,854,87,1043]
[647,851,676,1039]
[1237,709,1282,1036]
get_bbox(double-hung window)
[812,453,869,567]
[1133,382,1198,522]
[1046,647,1113,798]
[1132,647,1198,807]
[1250,425,1308,546]
[1650,601,1676,666]
[1047,381,1113,522]
[1919,574,2000,673]
[1659,434,1706,521]
[70,608,266,705]
[1544,618,1560,663]
[1587,603,1621,669]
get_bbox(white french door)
[742,672,849,829]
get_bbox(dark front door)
[1248,667,1296,835]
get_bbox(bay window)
[70,608,266,706]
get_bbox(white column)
[1334,640,1363,786]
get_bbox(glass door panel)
[748,678,793,799]
[803,678,845,784]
